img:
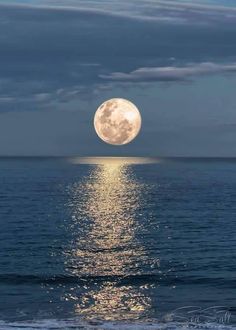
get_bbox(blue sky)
[0,0,236,156]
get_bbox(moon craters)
[94,98,142,145]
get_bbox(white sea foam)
[0,319,235,330]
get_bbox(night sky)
[1,0,236,156]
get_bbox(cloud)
[1,1,236,114]
[100,62,236,82]
[2,0,236,25]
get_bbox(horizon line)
[0,155,236,159]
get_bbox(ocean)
[0,157,235,329]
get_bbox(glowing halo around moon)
[94,98,142,145]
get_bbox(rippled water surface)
[0,157,235,329]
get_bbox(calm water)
[0,157,235,329]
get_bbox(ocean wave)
[0,307,234,330]
[0,319,235,330]
[0,273,234,288]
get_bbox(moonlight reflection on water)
[64,158,156,320]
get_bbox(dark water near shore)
[0,157,235,329]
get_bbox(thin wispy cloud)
[2,0,236,25]
[100,62,236,82]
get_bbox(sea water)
[0,157,235,329]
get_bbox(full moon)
[94,98,142,145]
